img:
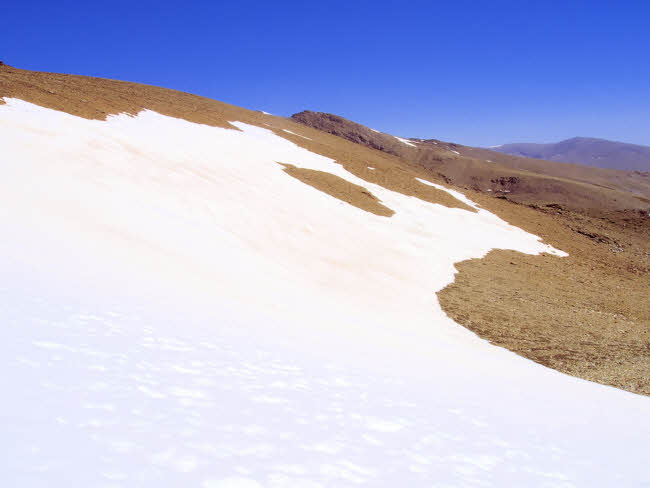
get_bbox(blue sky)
[4,0,649,146]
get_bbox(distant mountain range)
[489,137,650,172]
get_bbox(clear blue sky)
[4,0,649,146]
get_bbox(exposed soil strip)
[279,164,395,217]
[336,160,476,213]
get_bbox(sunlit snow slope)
[1,99,649,487]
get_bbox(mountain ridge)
[490,136,650,172]
[291,110,650,210]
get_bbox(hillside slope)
[492,137,650,172]
[1,65,649,486]
[292,109,650,395]
[291,111,650,208]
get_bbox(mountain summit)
[491,137,650,171]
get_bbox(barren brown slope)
[2,65,648,395]
[292,111,650,210]
[438,200,650,395]
[459,144,650,199]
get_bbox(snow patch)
[394,136,416,147]
[282,129,312,140]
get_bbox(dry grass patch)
[337,161,476,213]
[280,164,394,217]
[439,195,650,395]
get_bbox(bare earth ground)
[2,64,648,395]
[292,109,650,396]
[438,198,649,395]
[280,163,395,217]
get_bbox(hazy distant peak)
[491,137,650,171]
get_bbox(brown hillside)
[292,110,650,210]
[292,111,650,395]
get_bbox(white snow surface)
[282,129,312,140]
[1,99,649,487]
[394,136,417,147]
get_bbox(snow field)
[1,99,649,487]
